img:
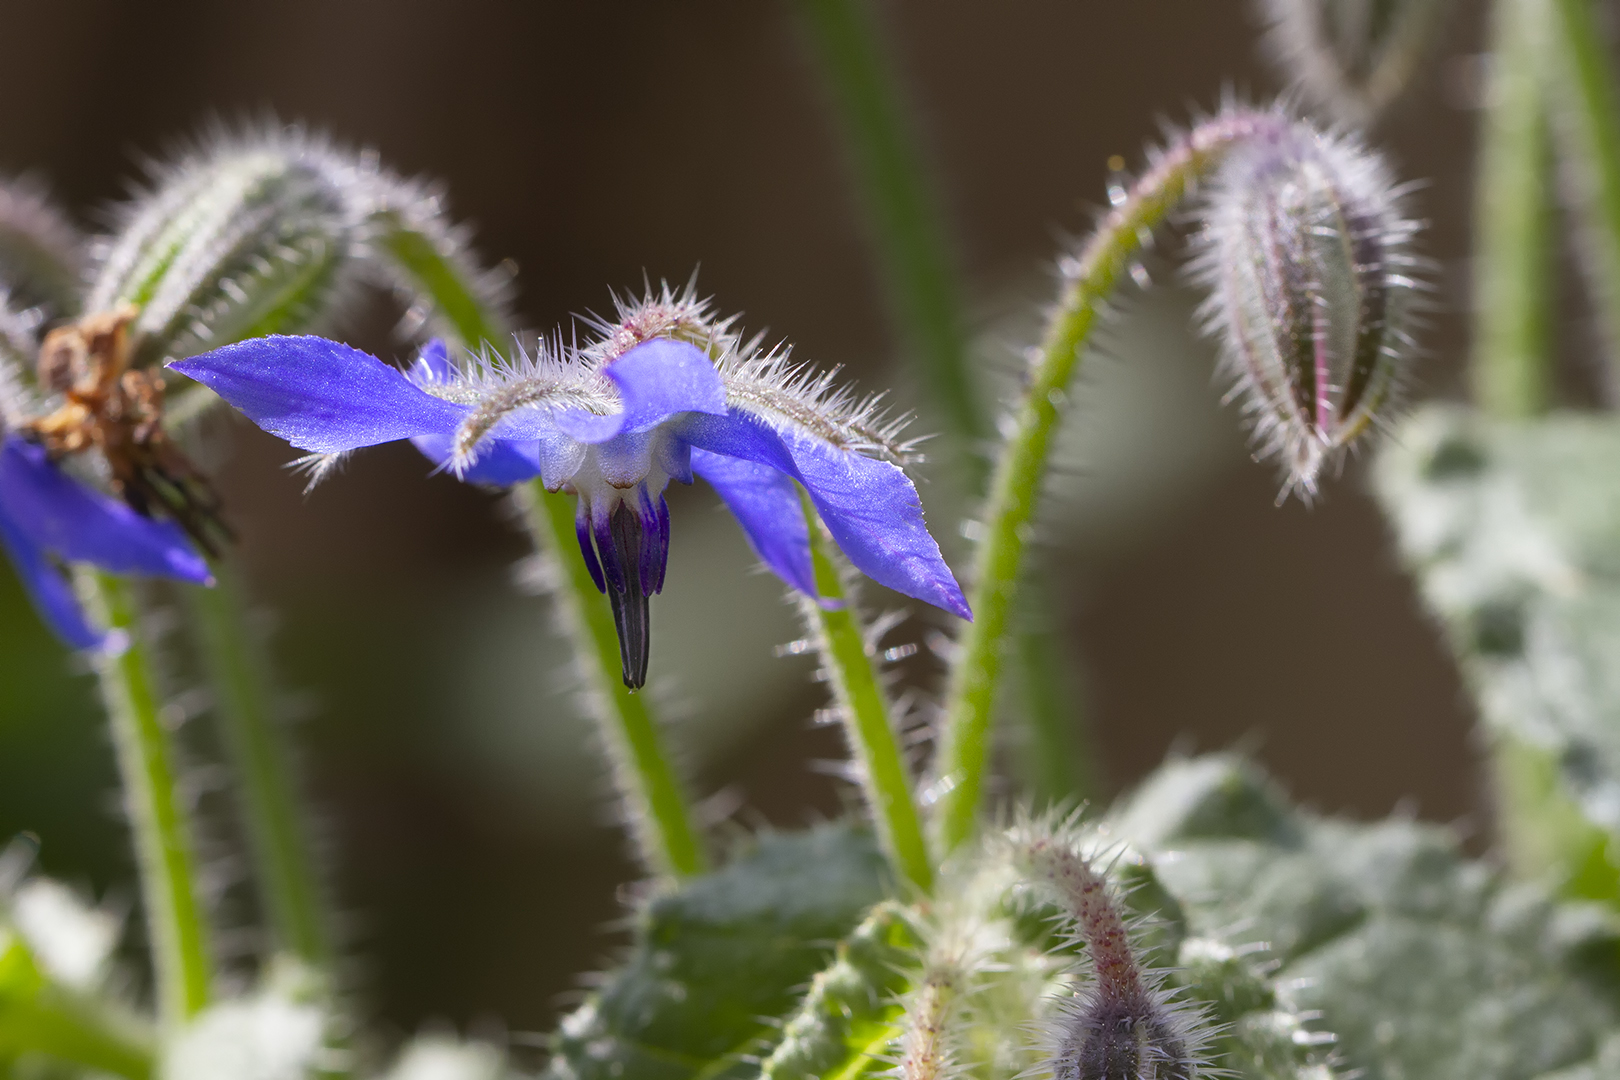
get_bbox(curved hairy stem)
[520,482,707,878]
[1474,0,1556,416]
[930,110,1287,854]
[799,489,932,893]
[80,572,212,1026]
[186,568,330,965]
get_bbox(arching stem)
[930,109,1287,854]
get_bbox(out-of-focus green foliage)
[1119,754,1620,1080]
[538,754,1620,1080]
[1376,406,1620,904]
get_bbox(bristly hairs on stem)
[1006,813,1212,1080]
[930,100,1427,860]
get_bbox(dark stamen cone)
[607,501,651,690]
[574,495,670,690]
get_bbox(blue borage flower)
[0,434,213,651]
[171,294,971,688]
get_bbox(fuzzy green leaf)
[1113,754,1620,1080]
[543,824,891,1080]
[1373,405,1620,901]
[0,927,153,1079]
[759,901,918,1080]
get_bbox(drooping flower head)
[0,301,213,652]
[1191,113,1423,499]
[171,285,971,688]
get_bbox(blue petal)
[169,335,467,454]
[0,437,212,584]
[0,500,106,651]
[407,339,454,384]
[690,448,815,598]
[500,339,728,444]
[683,413,971,619]
[409,432,543,486]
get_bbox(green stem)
[798,489,933,894]
[185,566,329,965]
[793,0,988,478]
[1012,592,1094,806]
[796,0,1096,809]
[930,111,1283,854]
[79,572,212,1026]
[1473,0,1556,417]
[519,481,707,878]
[374,215,509,354]
[1546,0,1620,386]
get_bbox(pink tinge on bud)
[1014,829,1201,1080]
[1192,113,1422,499]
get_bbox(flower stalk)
[1474,0,1556,417]
[793,0,986,481]
[521,480,707,878]
[796,0,1094,805]
[1545,0,1620,390]
[80,571,212,1026]
[185,567,329,966]
[931,110,1287,854]
[798,488,933,894]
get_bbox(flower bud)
[1193,116,1422,498]
[1259,0,1448,122]
[1011,825,1206,1080]
[87,131,360,367]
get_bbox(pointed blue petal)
[683,413,971,619]
[691,448,815,598]
[169,335,467,454]
[501,339,729,444]
[409,432,543,486]
[0,498,107,651]
[0,437,212,584]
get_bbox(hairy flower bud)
[1192,115,1421,498]
[1259,0,1449,122]
[1010,825,1205,1080]
[87,131,361,367]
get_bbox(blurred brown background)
[0,0,1502,1049]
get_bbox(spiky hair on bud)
[411,278,924,475]
[0,175,86,316]
[0,291,42,430]
[598,278,922,464]
[86,117,514,371]
[1189,106,1425,501]
[87,121,366,366]
[578,274,744,365]
[1006,815,1211,1080]
[1256,0,1449,124]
